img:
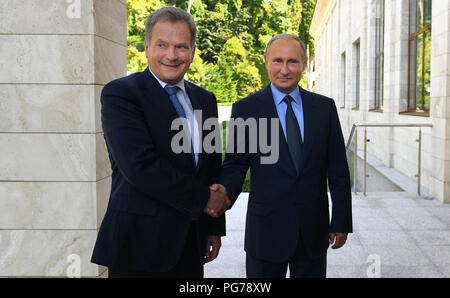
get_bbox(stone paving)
[204,192,450,278]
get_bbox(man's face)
[264,38,307,94]
[145,21,195,85]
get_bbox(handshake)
[204,184,231,218]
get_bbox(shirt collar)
[148,66,186,94]
[270,83,302,106]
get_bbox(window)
[340,52,346,108]
[353,40,360,109]
[407,0,431,114]
[374,0,385,111]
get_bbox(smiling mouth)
[163,62,181,66]
[161,63,182,69]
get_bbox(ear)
[144,41,152,62]
[190,46,196,62]
[145,41,149,55]
[301,57,308,72]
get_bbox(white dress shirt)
[148,67,200,165]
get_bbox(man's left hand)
[204,235,221,263]
[329,232,348,249]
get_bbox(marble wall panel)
[0,35,94,84]
[0,182,96,229]
[0,0,126,277]
[94,35,127,85]
[0,133,111,181]
[95,85,103,133]
[0,133,95,181]
[96,177,111,228]
[0,0,93,34]
[96,132,112,181]
[0,230,98,277]
[93,0,127,45]
[0,84,96,133]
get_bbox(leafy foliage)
[127,0,316,103]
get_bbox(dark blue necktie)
[283,95,302,173]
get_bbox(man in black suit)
[210,34,352,278]
[91,7,230,278]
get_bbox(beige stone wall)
[429,0,450,203]
[0,0,127,276]
[310,0,450,203]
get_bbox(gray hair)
[145,7,197,49]
[265,34,307,61]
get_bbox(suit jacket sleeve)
[101,81,210,220]
[219,103,251,205]
[327,100,353,233]
[207,94,226,236]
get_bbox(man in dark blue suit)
[211,34,352,278]
[91,7,230,278]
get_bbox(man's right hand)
[204,184,231,218]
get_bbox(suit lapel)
[184,82,206,171]
[258,85,298,175]
[260,85,319,176]
[139,69,180,123]
[298,87,318,173]
[139,70,197,172]
[184,81,202,111]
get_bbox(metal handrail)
[345,123,433,196]
[346,123,433,150]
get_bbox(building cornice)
[309,0,337,39]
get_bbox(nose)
[280,62,289,75]
[167,46,178,61]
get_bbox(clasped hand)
[204,184,231,218]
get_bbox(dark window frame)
[407,0,432,115]
[340,52,346,109]
[373,0,385,112]
[354,40,361,110]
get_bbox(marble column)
[0,0,127,276]
[430,0,450,203]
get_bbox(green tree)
[126,0,318,96]
[127,45,148,73]
[196,4,232,64]
[298,0,316,57]
[186,49,207,85]
[127,0,165,72]
[203,52,238,103]
[222,36,262,98]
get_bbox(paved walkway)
[204,192,450,278]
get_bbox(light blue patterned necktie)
[165,86,186,118]
[164,86,198,165]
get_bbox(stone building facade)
[310,0,450,203]
[0,0,126,276]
